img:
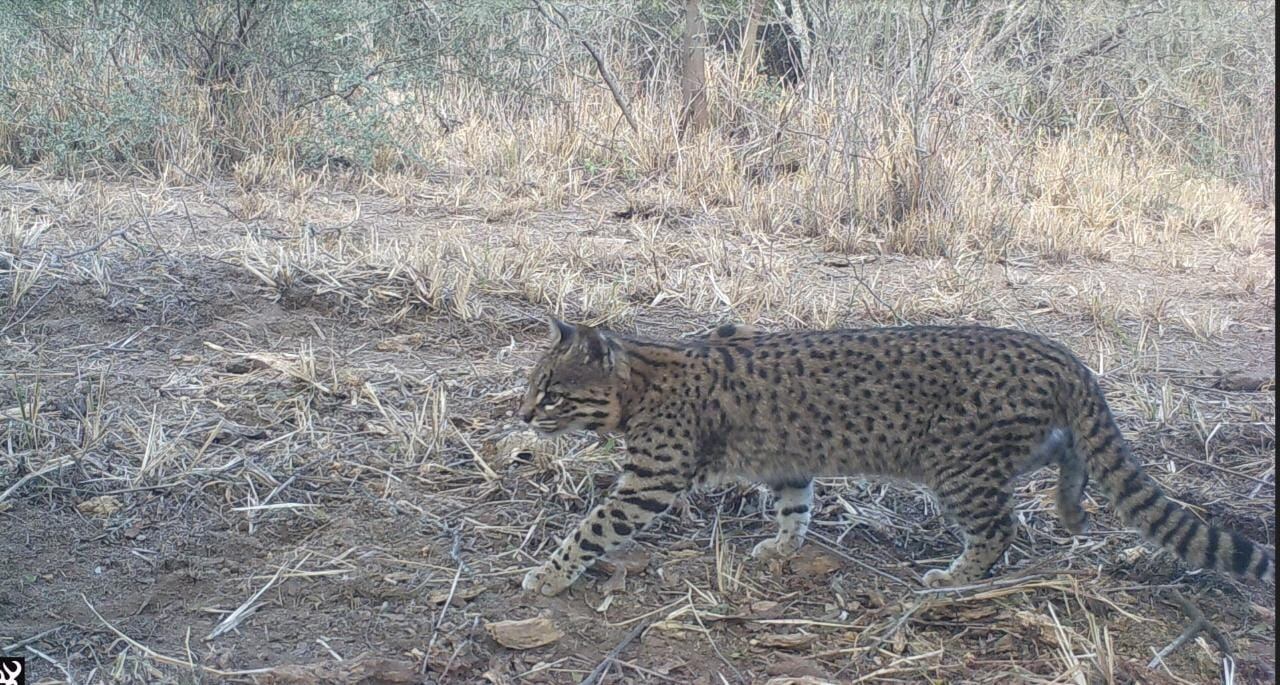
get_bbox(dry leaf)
[764,677,838,685]
[765,656,833,681]
[788,551,843,576]
[890,628,908,654]
[598,565,627,596]
[596,548,650,576]
[361,421,391,436]
[428,585,486,606]
[1013,610,1080,647]
[77,495,122,517]
[485,617,563,650]
[750,600,780,614]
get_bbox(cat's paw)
[1062,511,1091,536]
[751,535,803,559]
[921,568,954,588]
[522,563,573,596]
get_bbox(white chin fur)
[531,422,573,436]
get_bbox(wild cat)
[517,318,1274,596]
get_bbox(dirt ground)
[0,174,1275,684]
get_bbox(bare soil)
[0,177,1274,684]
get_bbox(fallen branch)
[1147,590,1233,670]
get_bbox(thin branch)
[82,594,273,678]
[578,618,654,685]
[1147,590,1234,670]
[533,0,640,133]
[53,223,137,261]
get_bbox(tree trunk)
[679,0,708,138]
[739,0,766,83]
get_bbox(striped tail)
[1074,386,1274,583]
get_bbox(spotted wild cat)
[517,318,1275,596]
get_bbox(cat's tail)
[1072,375,1274,584]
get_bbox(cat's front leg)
[524,439,692,596]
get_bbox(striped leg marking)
[751,478,814,559]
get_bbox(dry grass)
[0,158,1273,683]
[0,2,1275,683]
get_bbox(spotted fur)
[517,319,1275,595]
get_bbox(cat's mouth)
[529,420,572,436]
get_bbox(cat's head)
[518,317,630,435]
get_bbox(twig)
[0,457,76,505]
[205,553,299,640]
[1171,454,1275,488]
[532,0,639,133]
[453,424,499,480]
[429,525,470,653]
[578,618,654,685]
[1147,590,1233,670]
[684,594,746,684]
[808,534,914,588]
[54,222,138,261]
[82,594,272,677]
[2,626,62,652]
[24,644,74,683]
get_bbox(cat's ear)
[579,328,630,380]
[546,316,575,346]
[605,337,631,381]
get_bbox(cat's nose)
[518,407,534,423]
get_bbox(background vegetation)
[2,1,1273,258]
